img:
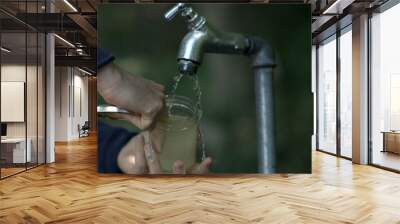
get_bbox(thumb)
[140,98,164,130]
[124,103,163,130]
[142,131,162,174]
[190,157,212,174]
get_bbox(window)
[339,27,352,158]
[317,35,337,154]
[0,2,47,179]
[370,2,400,171]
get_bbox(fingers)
[111,110,161,133]
[140,114,157,130]
[97,64,123,102]
[99,65,165,130]
[140,82,165,129]
[140,99,163,130]
[150,81,165,93]
[148,82,165,106]
[142,131,162,174]
[154,90,166,104]
[190,157,212,174]
[172,160,186,174]
[110,113,147,130]
[113,111,159,131]
[117,135,148,174]
[149,128,165,153]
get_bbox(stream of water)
[167,73,207,162]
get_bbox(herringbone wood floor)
[1,135,400,224]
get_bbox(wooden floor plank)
[0,135,399,223]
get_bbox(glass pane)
[312,46,317,150]
[38,32,45,165]
[1,30,27,177]
[339,29,352,158]
[27,30,38,169]
[26,0,39,169]
[318,36,337,154]
[0,1,46,178]
[371,4,400,171]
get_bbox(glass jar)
[152,95,200,173]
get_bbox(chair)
[78,121,90,138]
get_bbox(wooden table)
[382,131,400,154]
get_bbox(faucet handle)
[164,3,186,21]
[164,3,206,30]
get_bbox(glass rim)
[165,94,201,120]
[156,94,201,132]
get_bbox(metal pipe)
[165,4,277,173]
[254,67,276,173]
[246,37,276,173]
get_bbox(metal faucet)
[165,3,277,173]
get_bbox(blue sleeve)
[97,48,115,69]
[97,120,137,173]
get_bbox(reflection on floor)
[373,150,400,171]
[0,163,42,178]
[0,167,25,177]
[341,148,352,158]
[0,135,400,223]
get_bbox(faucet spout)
[177,26,249,75]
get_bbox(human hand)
[117,131,212,174]
[98,63,165,130]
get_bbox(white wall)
[1,82,25,122]
[55,66,69,141]
[55,67,89,141]
[1,65,26,134]
[1,65,38,138]
[72,72,89,138]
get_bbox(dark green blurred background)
[98,4,312,173]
